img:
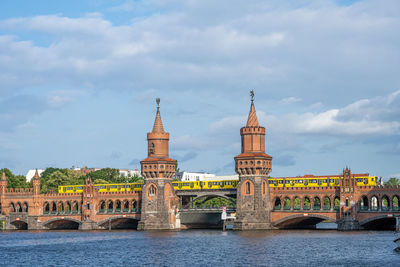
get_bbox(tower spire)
[33,169,40,179]
[152,98,165,133]
[1,172,6,180]
[246,90,259,127]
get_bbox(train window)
[304,180,308,186]
[279,180,283,184]
[318,180,322,185]
[77,187,82,190]
[274,181,278,186]
[323,179,327,183]
[335,179,339,185]
[364,178,368,184]
[208,182,212,187]
[63,187,66,192]
[269,180,273,184]
[190,183,194,188]
[67,187,73,190]
[371,178,374,181]
[111,185,117,189]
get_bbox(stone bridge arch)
[43,217,82,230]
[359,215,396,230]
[98,215,139,230]
[10,219,28,230]
[273,213,335,229]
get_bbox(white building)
[119,169,142,177]
[25,169,44,182]
[176,172,238,181]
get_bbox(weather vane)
[250,90,254,102]
[156,98,160,111]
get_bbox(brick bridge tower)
[138,98,178,230]
[234,91,273,230]
[337,167,361,230]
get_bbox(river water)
[0,230,398,266]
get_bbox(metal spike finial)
[250,90,255,103]
[156,98,160,111]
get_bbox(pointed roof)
[1,172,6,180]
[33,169,40,179]
[246,100,259,127]
[152,98,165,133]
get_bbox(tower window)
[246,181,251,194]
[149,184,157,196]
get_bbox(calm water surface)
[0,230,399,266]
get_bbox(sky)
[0,0,399,180]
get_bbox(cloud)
[172,151,198,162]
[280,97,302,104]
[273,154,296,167]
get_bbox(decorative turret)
[141,98,177,179]
[235,90,272,176]
[32,169,41,195]
[0,172,7,195]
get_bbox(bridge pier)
[337,217,362,231]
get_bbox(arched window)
[323,196,331,210]
[284,197,291,210]
[246,182,250,195]
[274,198,281,210]
[313,197,321,210]
[23,202,28,213]
[293,197,301,210]
[361,196,369,210]
[43,202,50,214]
[148,184,157,197]
[263,181,266,195]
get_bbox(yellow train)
[268,176,377,188]
[58,176,377,193]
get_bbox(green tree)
[0,168,29,188]
[384,177,400,186]
[94,179,109,184]
[40,170,69,193]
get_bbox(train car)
[172,180,238,191]
[58,182,144,194]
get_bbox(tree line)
[0,167,143,193]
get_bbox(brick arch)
[98,200,106,213]
[273,196,281,210]
[43,202,50,214]
[359,215,395,226]
[381,195,390,211]
[58,201,64,213]
[273,213,335,228]
[97,215,140,229]
[292,196,301,210]
[302,196,311,210]
[370,195,379,210]
[107,200,114,212]
[16,202,22,213]
[9,202,16,213]
[22,202,28,212]
[65,201,72,213]
[43,217,82,230]
[115,199,122,212]
[122,199,129,211]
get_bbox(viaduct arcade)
[1,93,399,230]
